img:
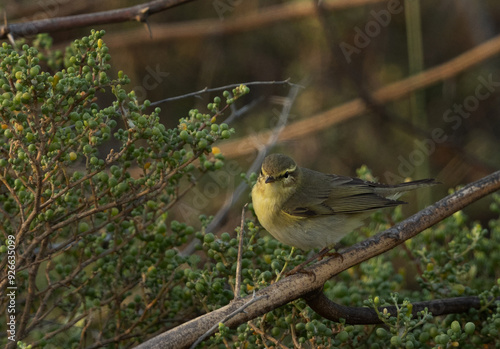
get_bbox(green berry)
[464,322,475,335]
[336,331,349,342]
[197,139,207,149]
[221,130,230,139]
[418,331,430,342]
[376,327,387,338]
[271,327,280,337]
[180,130,189,141]
[451,320,461,333]
[78,222,90,233]
[390,336,402,346]
[204,233,215,243]
[30,66,40,77]
[305,322,315,331]
[195,282,205,293]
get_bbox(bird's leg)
[286,246,342,278]
[321,245,344,263]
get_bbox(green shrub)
[1,31,499,349]
[0,30,246,347]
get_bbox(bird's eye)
[283,171,289,178]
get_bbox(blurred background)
[3,0,500,231]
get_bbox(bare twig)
[290,308,302,349]
[234,203,248,300]
[248,322,289,349]
[150,79,300,106]
[1,0,197,39]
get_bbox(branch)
[0,0,196,39]
[95,0,388,49]
[150,79,299,106]
[304,289,500,324]
[134,170,500,349]
[218,33,500,158]
[188,293,266,349]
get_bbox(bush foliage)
[0,32,499,348]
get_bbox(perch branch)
[188,293,266,349]
[134,171,500,349]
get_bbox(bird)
[251,153,437,255]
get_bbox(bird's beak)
[265,176,275,184]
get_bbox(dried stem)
[234,203,248,300]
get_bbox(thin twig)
[224,96,264,125]
[290,308,302,349]
[149,79,300,106]
[248,322,289,349]
[0,0,197,39]
[234,203,248,300]
[189,292,266,349]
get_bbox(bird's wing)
[282,169,404,217]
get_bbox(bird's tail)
[373,178,439,200]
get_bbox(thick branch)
[0,0,196,39]
[304,289,499,324]
[134,171,500,349]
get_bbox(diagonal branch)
[218,33,500,158]
[0,0,196,39]
[134,170,500,349]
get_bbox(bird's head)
[259,154,300,189]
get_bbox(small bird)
[252,154,437,253]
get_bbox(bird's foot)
[284,247,344,280]
[285,264,317,281]
[323,250,344,263]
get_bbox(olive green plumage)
[251,154,437,250]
